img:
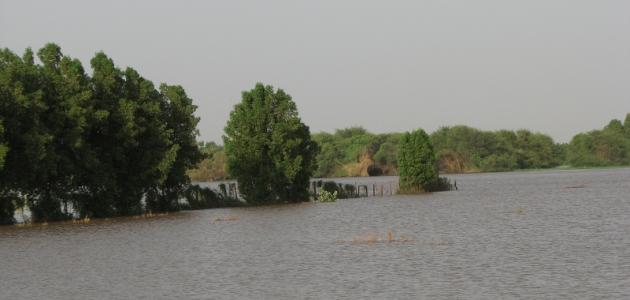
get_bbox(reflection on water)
[2,168,630,299]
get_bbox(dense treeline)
[190,113,630,180]
[312,127,401,177]
[566,115,630,166]
[0,44,203,224]
[431,126,564,172]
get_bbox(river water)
[1,168,630,299]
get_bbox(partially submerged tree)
[223,83,318,204]
[0,44,202,224]
[398,129,450,193]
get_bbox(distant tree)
[187,142,228,182]
[513,130,558,169]
[430,126,560,172]
[223,83,318,204]
[398,129,439,193]
[566,129,629,167]
[605,119,624,134]
[313,141,342,177]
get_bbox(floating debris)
[338,230,417,244]
[565,184,586,189]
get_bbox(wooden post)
[228,183,237,199]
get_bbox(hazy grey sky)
[2,0,629,143]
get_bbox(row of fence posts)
[215,181,399,201]
[310,181,399,199]
[218,183,238,199]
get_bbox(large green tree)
[0,44,202,224]
[145,84,202,212]
[223,83,317,204]
[398,129,438,193]
[0,47,55,223]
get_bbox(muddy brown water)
[1,168,630,299]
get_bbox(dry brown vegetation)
[337,230,414,244]
[188,152,228,182]
[214,216,239,222]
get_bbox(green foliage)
[398,129,439,193]
[0,121,7,170]
[223,83,318,204]
[421,176,453,192]
[0,44,202,224]
[195,113,630,184]
[312,128,400,177]
[187,142,228,182]
[566,118,630,167]
[317,190,337,202]
[0,192,15,225]
[431,126,561,172]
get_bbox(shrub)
[398,129,440,193]
[317,190,337,202]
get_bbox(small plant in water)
[317,190,338,202]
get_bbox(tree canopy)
[223,83,317,204]
[398,129,439,192]
[566,114,630,167]
[0,44,202,224]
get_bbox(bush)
[422,177,453,192]
[317,190,337,202]
[321,181,357,199]
[398,129,440,193]
[223,83,318,204]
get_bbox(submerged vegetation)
[398,129,451,193]
[3,42,630,225]
[317,190,338,202]
[223,83,318,205]
[0,44,203,225]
